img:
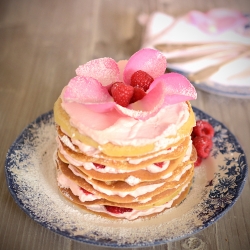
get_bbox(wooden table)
[1,0,250,249]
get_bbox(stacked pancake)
[53,48,197,220]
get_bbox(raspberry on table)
[194,156,202,167]
[192,120,214,139]
[105,205,133,214]
[111,82,134,107]
[192,136,213,159]
[130,70,154,92]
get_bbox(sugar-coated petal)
[117,60,128,82]
[63,76,113,104]
[62,49,197,120]
[123,48,167,85]
[153,72,197,105]
[76,58,120,86]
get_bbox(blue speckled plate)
[5,108,248,248]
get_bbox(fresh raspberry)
[105,205,133,214]
[192,136,213,159]
[154,162,164,168]
[194,156,202,167]
[93,163,106,169]
[130,87,146,103]
[80,187,93,195]
[130,70,154,92]
[111,82,134,107]
[192,120,214,139]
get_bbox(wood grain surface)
[1,0,250,249]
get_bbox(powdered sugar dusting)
[5,110,246,247]
[63,75,112,104]
[76,57,120,86]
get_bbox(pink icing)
[61,48,197,121]
[61,101,123,130]
[61,101,189,146]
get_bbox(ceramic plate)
[5,108,248,248]
[168,67,250,99]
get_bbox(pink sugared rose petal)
[123,48,167,85]
[76,58,120,86]
[63,76,113,104]
[153,72,197,105]
[117,60,128,82]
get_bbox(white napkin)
[140,9,250,93]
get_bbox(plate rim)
[168,67,250,99]
[4,108,248,247]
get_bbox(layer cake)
[53,48,197,220]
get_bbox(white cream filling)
[57,137,172,174]
[72,137,101,155]
[68,165,165,198]
[125,176,141,186]
[57,137,193,177]
[126,149,172,164]
[60,135,77,152]
[161,163,192,180]
[58,158,192,204]
[161,172,173,179]
[60,128,182,162]
[172,164,192,181]
[182,140,192,162]
[83,162,131,173]
[57,136,192,171]
[57,170,100,202]
[85,182,189,220]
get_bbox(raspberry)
[192,120,214,139]
[154,162,164,168]
[130,70,154,92]
[93,163,106,169]
[111,82,134,107]
[80,187,92,195]
[192,136,213,159]
[105,205,133,214]
[130,87,146,103]
[194,156,202,167]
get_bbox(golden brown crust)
[57,157,194,207]
[57,126,190,164]
[58,144,196,182]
